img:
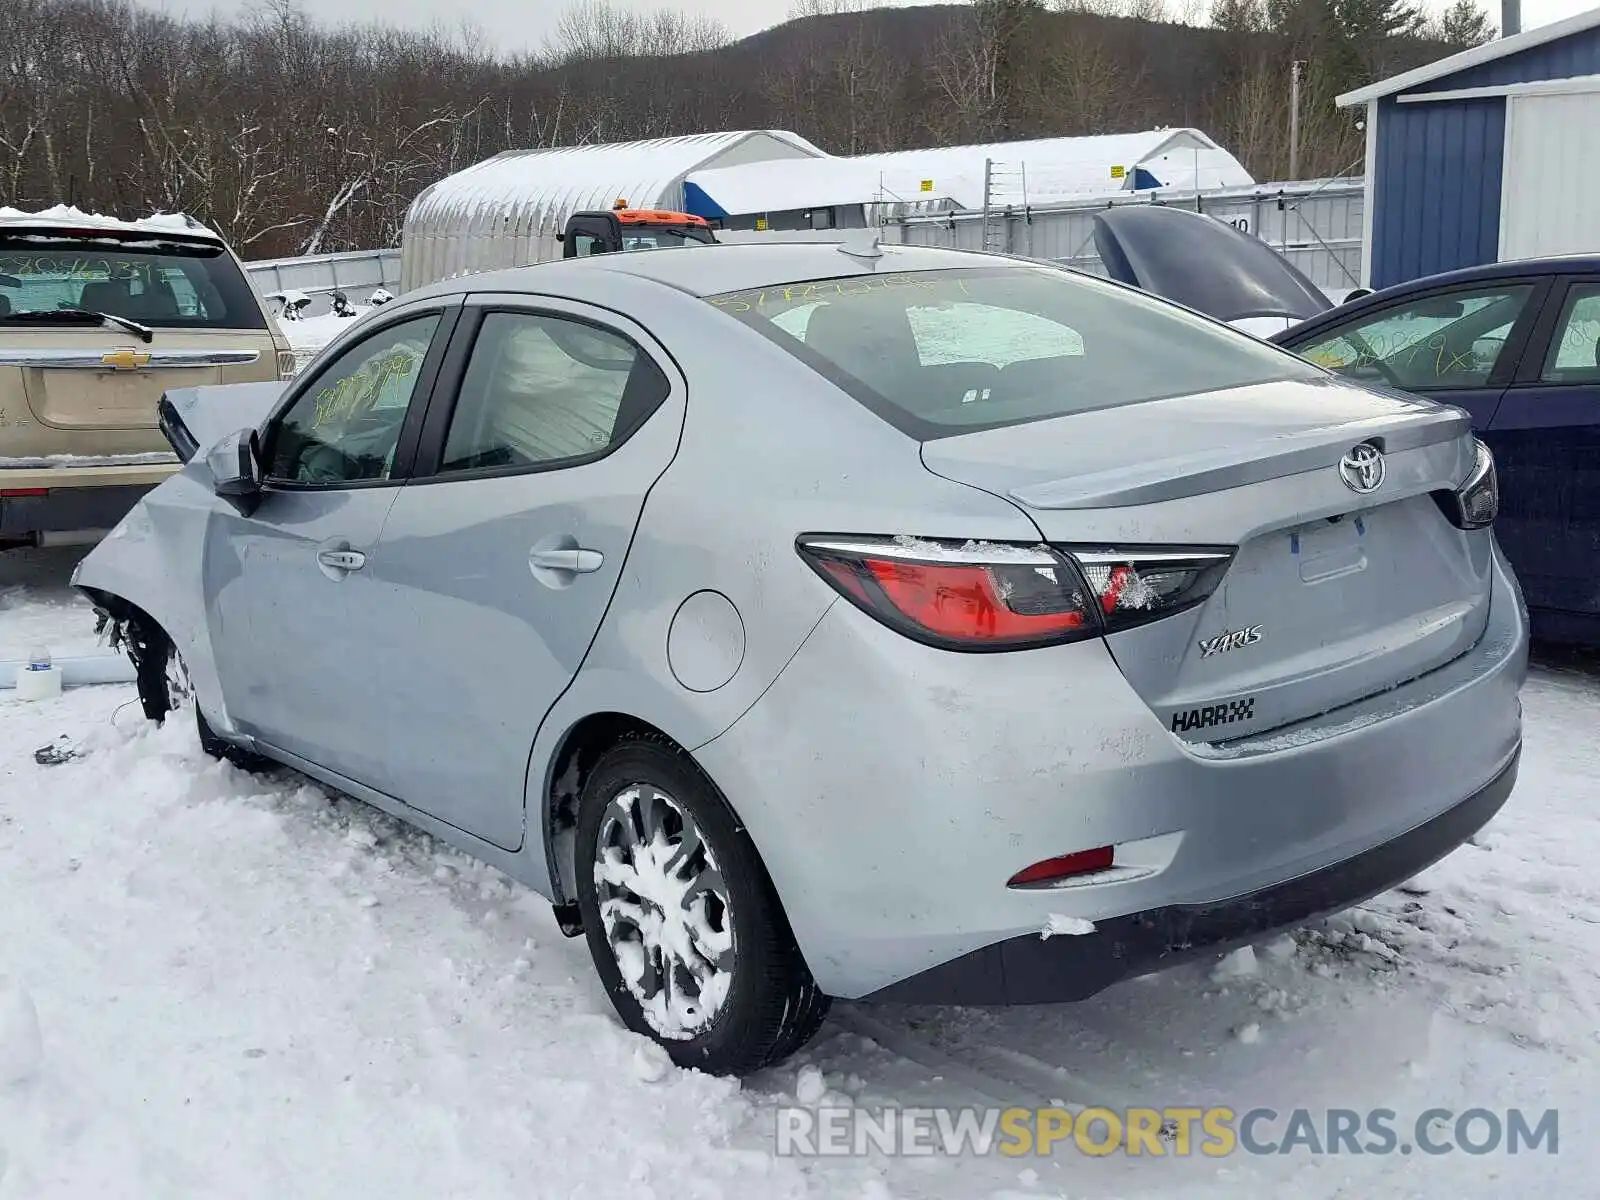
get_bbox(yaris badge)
[1339,443,1385,494]
[1198,624,1263,658]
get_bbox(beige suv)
[0,209,292,548]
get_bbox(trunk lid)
[8,329,271,432]
[1092,204,1334,324]
[921,377,1491,741]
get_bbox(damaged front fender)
[72,465,239,738]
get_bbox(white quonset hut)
[400,130,825,291]
[682,128,1254,230]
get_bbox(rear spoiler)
[157,380,288,462]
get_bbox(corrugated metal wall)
[893,179,1365,296]
[1369,97,1505,290]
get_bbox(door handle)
[317,549,366,572]
[528,547,604,574]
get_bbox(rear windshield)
[0,237,267,330]
[708,265,1322,438]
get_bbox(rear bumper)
[696,544,1528,1000]
[865,746,1518,1004]
[0,464,175,538]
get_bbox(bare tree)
[0,0,1452,252]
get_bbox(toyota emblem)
[1338,443,1385,494]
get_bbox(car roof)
[1360,255,1600,300]
[404,240,1018,304]
[0,205,224,245]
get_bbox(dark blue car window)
[1293,285,1534,391]
[1541,285,1600,384]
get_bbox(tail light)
[796,536,1233,650]
[1435,439,1498,530]
[797,536,1095,651]
[276,348,299,380]
[1070,549,1234,633]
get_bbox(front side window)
[266,314,439,485]
[708,266,1319,438]
[0,235,267,329]
[1541,284,1600,383]
[1293,285,1535,391]
[439,311,668,473]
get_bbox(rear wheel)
[574,737,829,1076]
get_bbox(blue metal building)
[1341,7,1600,289]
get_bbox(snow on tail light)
[795,535,1097,651]
[1067,548,1235,634]
[1007,845,1116,888]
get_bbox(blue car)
[1095,206,1600,646]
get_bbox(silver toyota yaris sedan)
[72,238,1528,1075]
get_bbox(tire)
[130,623,269,770]
[575,736,829,1076]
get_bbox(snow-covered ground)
[2,546,1597,1198]
[279,307,372,372]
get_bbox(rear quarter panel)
[518,277,1046,867]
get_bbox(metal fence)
[244,248,401,302]
[248,176,1364,307]
[891,177,1365,298]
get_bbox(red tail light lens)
[798,536,1096,651]
[1069,549,1233,633]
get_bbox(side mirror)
[207,428,263,517]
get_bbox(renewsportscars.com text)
[775,1105,1559,1158]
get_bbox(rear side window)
[708,266,1319,438]
[439,311,669,473]
[1541,284,1600,383]
[0,236,267,330]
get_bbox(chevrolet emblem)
[101,349,151,370]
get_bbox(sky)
[135,0,1597,59]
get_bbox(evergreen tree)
[1437,0,1496,47]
